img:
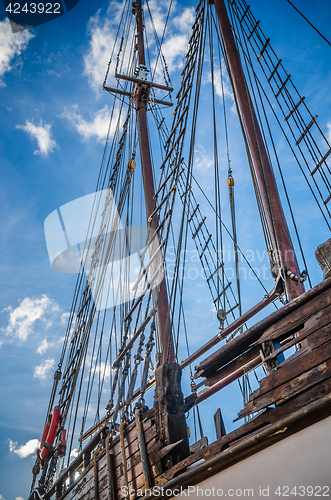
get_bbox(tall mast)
[213,0,304,300]
[133,0,175,363]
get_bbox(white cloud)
[16,497,24,500]
[95,360,111,380]
[37,338,50,355]
[83,1,194,93]
[158,8,194,73]
[61,312,70,324]
[0,495,5,500]
[204,64,233,102]
[84,355,111,384]
[16,120,57,155]
[3,295,59,342]
[8,438,40,458]
[194,145,214,173]
[159,34,188,73]
[0,18,34,86]
[83,3,123,93]
[62,104,117,142]
[327,122,331,143]
[145,1,194,77]
[34,358,55,381]
[70,448,79,459]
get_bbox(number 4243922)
[6,3,61,14]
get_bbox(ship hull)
[40,277,331,500]
[172,413,331,499]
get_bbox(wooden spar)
[193,355,262,406]
[194,276,331,380]
[115,73,173,92]
[133,0,175,363]
[135,409,151,489]
[213,0,304,301]
[181,274,283,369]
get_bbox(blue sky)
[0,0,330,499]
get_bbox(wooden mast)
[213,0,304,301]
[133,0,175,363]
[133,0,189,464]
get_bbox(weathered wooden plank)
[154,375,331,487]
[262,319,331,363]
[64,382,331,499]
[195,279,331,378]
[256,295,331,345]
[95,473,109,497]
[61,436,163,500]
[64,450,147,499]
[64,471,95,500]
[100,489,112,500]
[114,450,162,484]
[113,437,161,476]
[117,469,146,494]
[206,346,261,387]
[238,358,331,417]
[113,423,157,459]
[250,338,331,400]
[214,408,226,439]
[96,453,109,486]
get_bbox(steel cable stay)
[161,9,206,362]
[210,9,277,273]
[232,0,331,192]
[76,175,153,446]
[153,45,278,326]
[229,4,298,271]
[224,4,288,295]
[150,96,272,324]
[163,3,209,363]
[208,1,321,300]
[285,0,331,48]
[228,0,331,219]
[214,12,243,323]
[103,0,132,88]
[180,161,277,301]
[206,12,282,299]
[131,3,207,363]
[207,6,225,313]
[236,0,327,203]
[145,0,173,88]
[32,86,145,488]
[247,55,313,289]
[147,108,197,366]
[151,2,270,406]
[225,3,317,287]
[175,175,238,323]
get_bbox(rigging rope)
[285,0,331,48]
[229,0,331,225]
[227,0,316,286]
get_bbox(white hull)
[172,415,331,499]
